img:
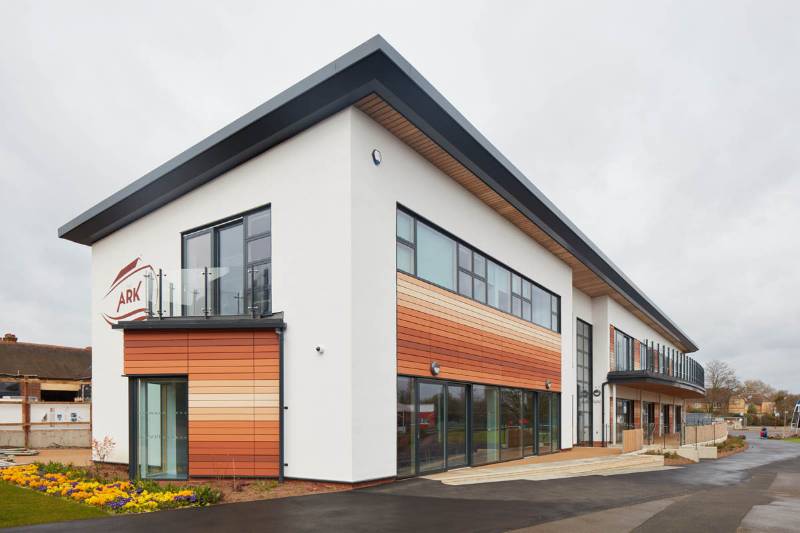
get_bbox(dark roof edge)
[112,317,286,331]
[58,35,698,352]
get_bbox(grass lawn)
[784,437,800,443]
[0,481,108,528]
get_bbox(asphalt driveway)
[10,432,800,533]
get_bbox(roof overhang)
[58,35,698,352]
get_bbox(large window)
[397,376,559,477]
[614,329,634,371]
[471,385,499,465]
[576,319,593,444]
[500,388,523,461]
[538,392,561,454]
[182,206,271,317]
[396,376,416,477]
[396,207,561,333]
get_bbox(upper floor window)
[182,206,271,317]
[614,329,634,371]
[396,207,561,333]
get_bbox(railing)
[639,343,704,389]
[143,267,270,319]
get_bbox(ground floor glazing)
[397,375,561,477]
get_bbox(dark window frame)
[397,374,560,478]
[575,319,593,445]
[181,204,271,316]
[613,328,635,371]
[396,205,561,333]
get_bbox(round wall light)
[430,361,441,376]
[545,379,552,390]
[371,149,382,166]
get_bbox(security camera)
[314,345,325,355]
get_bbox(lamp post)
[784,410,788,438]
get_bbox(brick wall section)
[609,325,615,371]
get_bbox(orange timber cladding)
[122,329,279,477]
[396,272,561,391]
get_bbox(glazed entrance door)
[417,380,445,473]
[136,377,188,480]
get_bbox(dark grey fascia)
[112,317,286,331]
[58,35,698,352]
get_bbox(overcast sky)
[1,1,798,390]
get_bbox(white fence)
[0,400,91,448]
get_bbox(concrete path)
[9,431,800,533]
[425,453,665,484]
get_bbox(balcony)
[112,267,282,331]
[607,348,705,398]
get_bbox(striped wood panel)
[356,94,691,353]
[397,273,561,391]
[123,329,280,478]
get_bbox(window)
[614,329,634,371]
[471,385,499,465]
[487,261,511,312]
[396,210,415,275]
[576,320,593,444]
[416,222,457,291]
[397,376,556,476]
[396,376,416,477]
[500,388,523,461]
[395,207,561,332]
[615,398,634,444]
[640,341,649,370]
[181,206,271,317]
[0,381,21,398]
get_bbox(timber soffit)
[57,35,699,353]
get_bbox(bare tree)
[704,360,740,414]
[772,390,800,421]
[741,379,775,405]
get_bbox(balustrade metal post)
[157,269,163,319]
[203,266,209,318]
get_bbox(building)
[759,401,775,415]
[58,36,703,483]
[728,398,747,416]
[0,334,92,448]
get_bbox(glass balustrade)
[141,266,270,319]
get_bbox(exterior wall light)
[371,149,382,166]
[545,379,552,390]
[314,345,325,355]
[430,361,440,376]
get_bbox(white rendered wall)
[349,108,575,473]
[90,110,355,480]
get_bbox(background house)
[0,333,91,448]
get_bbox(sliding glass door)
[396,376,561,477]
[136,377,188,480]
[417,380,445,473]
[446,384,468,469]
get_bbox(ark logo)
[101,257,155,326]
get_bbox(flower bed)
[0,463,220,513]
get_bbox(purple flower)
[108,497,132,509]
